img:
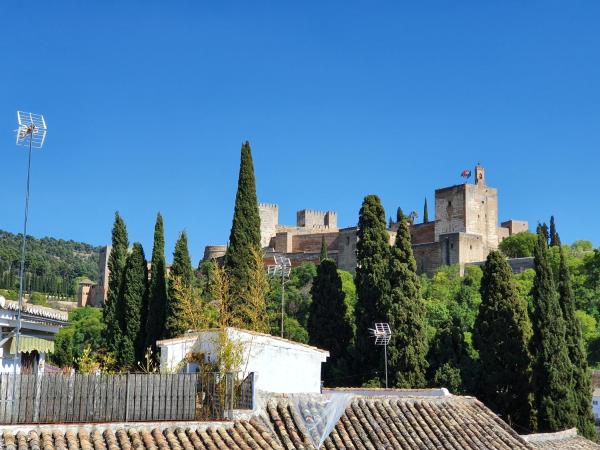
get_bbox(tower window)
[448,201,452,207]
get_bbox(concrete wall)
[159,329,329,394]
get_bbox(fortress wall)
[435,186,467,241]
[292,232,340,253]
[259,203,279,248]
[410,222,436,245]
[296,209,338,229]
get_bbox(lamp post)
[267,255,291,337]
[12,112,47,412]
[369,322,392,388]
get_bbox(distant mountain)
[0,230,101,297]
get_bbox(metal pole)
[280,269,285,337]
[11,132,34,417]
[384,342,388,389]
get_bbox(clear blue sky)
[1,1,599,264]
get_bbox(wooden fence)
[0,372,254,424]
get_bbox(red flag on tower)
[461,169,472,178]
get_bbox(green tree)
[103,212,129,354]
[385,208,428,388]
[145,213,168,351]
[320,235,328,261]
[117,243,148,368]
[530,227,577,432]
[224,141,262,313]
[473,251,533,430]
[354,195,390,385]
[557,246,596,439]
[498,231,537,258]
[165,231,194,338]
[423,197,429,223]
[308,258,353,386]
[549,216,560,247]
[52,307,106,368]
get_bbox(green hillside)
[0,230,101,297]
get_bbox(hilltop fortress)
[204,165,531,275]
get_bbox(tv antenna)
[267,255,291,337]
[12,111,47,416]
[369,322,392,388]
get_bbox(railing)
[0,371,254,424]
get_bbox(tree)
[117,243,148,368]
[320,235,328,261]
[423,197,429,223]
[385,208,428,388]
[557,246,596,439]
[237,247,269,332]
[52,307,105,369]
[145,213,168,351]
[498,231,537,258]
[473,251,533,430]
[308,258,353,386]
[354,195,390,385]
[549,216,561,247]
[103,212,129,354]
[224,141,262,312]
[169,275,217,333]
[530,227,577,432]
[165,231,194,339]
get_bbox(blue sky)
[1,1,599,264]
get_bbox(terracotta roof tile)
[523,428,600,449]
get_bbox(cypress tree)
[320,235,328,262]
[165,231,194,338]
[531,227,577,432]
[549,216,561,247]
[423,198,429,224]
[540,222,549,244]
[145,213,168,351]
[473,251,533,430]
[558,246,596,439]
[354,195,390,385]
[103,212,129,354]
[117,243,148,368]
[308,258,353,386]
[385,208,428,388]
[224,141,262,313]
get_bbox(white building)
[0,296,68,374]
[593,388,600,421]
[157,327,329,394]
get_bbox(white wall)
[159,329,329,394]
[593,395,600,419]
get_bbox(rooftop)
[0,298,68,323]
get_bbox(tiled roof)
[1,418,284,450]
[523,428,600,449]
[266,396,535,449]
[2,395,598,450]
[1,299,68,323]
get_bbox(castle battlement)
[259,202,279,210]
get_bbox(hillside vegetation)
[0,229,101,297]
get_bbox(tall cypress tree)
[423,198,429,224]
[103,212,129,354]
[117,243,148,368]
[224,141,262,314]
[145,213,168,351]
[531,227,577,432]
[308,258,353,386]
[473,251,533,430]
[385,208,428,388]
[354,195,390,385]
[549,216,561,247]
[165,231,194,338]
[320,235,328,262]
[558,246,596,439]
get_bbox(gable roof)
[0,299,68,323]
[2,394,598,449]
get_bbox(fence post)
[251,372,256,410]
[125,374,130,422]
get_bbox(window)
[346,236,350,245]
[594,400,598,405]
[470,245,473,250]
[448,201,452,207]
[450,243,454,249]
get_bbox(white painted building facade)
[0,296,68,374]
[592,388,600,421]
[157,327,329,394]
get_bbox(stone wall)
[435,185,466,241]
[296,209,337,229]
[337,227,358,272]
[413,242,442,276]
[410,222,435,245]
[259,203,279,248]
[464,184,499,252]
[501,220,529,235]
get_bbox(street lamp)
[13,112,47,379]
[369,322,392,388]
[267,255,291,338]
